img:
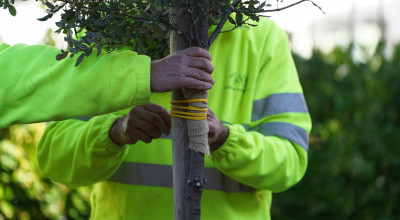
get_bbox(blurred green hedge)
[272,43,400,220]
[0,125,90,220]
[1,43,399,219]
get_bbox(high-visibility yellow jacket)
[38,17,312,220]
[0,43,150,128]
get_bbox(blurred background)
[1,0,399,219]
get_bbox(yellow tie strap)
[171,105,207,112]
[170,99,208,120]
[170,99,208,104]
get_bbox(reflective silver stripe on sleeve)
[251,122,309,151]
[108,162,253,193]
[252,93,309,121]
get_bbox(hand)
[150,47,215,92]
[109,103,171,146]
[207,107,229,151]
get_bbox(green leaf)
[56,50,69,60]
[249,3,256,13]
[68,47,78,53]
[85,48,93,57]
[8,4,15,16]
[85,32,97,38]
[76,41,88,50]
[227,16,236,26]
[158,23,167,31]
[257,2,266,10]
[37,14,53,21]
[96,44,103,57]
[249,14,259,22]
[75,53,85,67]
[236,13,243,26]
[45,1,55,10]
[3,0,9,9]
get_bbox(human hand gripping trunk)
[150,47,214,93]
[109,103,171,146]
[207,107,229,151]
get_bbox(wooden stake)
[170,5,191,220]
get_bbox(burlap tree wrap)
[182,88,210,156]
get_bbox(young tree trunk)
[170,1,209,220]
[184,3,209,220]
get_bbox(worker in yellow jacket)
[0,44,214,128]
[38,17,312,219]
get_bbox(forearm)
[0,43,150,128]
[37,114,126,188]
[211,123,308,192]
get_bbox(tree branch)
[207,0,241,48]
[188,9,201,47]
[234,0,325,14]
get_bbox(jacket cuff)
[131,55,151,105]
[100,114,127,153]
[211,124,244,159]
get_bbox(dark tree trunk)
[185,3,209,220]
[170,1,209,220]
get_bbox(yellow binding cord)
[171,105,207,112]
[170,99,208,104]
[170,99,208,120]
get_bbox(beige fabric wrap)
[182,88,210,156]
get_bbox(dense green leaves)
[271,43,400,220]
[43,0,176,65]
[35,0,321,65]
